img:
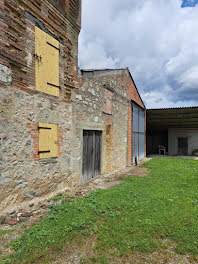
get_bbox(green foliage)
[48,194,75,201]
[0,229,14,239]
[1,158,198,263]
[48,195,64,201]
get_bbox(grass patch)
[0,229,14,239]
[1,158,198,263]
[48,194,75,202]
[48,195,65,202]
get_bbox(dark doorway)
[146,129,168,155]
[82,130,102,182]
[178,138,188,156]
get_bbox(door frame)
[177,137,188,156]
[132,103,145,163]
[82,130,102,182]
[76,122,104,184]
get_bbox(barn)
[147,107,198,156]
[0,0,146,215]
[73,68,146,183]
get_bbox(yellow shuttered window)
[38,123,58,159]
[35,27,60,97]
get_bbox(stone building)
[0,1,146,215]
[0,0,81,214]
[73,68,146,183]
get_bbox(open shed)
[147,107,198,156]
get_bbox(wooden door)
[178,138,188,156]
[83,130,102,182]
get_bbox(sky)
[78,0,198,109]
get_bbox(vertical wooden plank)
[35,27,46,95]
[88,131,93,181]
[83,130,88,182]
[91,131,94,180]
[85,131,88,181]
[95,131,101,177]
[92,131,95,178]
[46,33,60,97]
[50,124,58,157]
[95,131,98,177]
[35,27,59,97]
[87,130,91,181]
[82,130,102,182]
[39,123,58,159]
[94,131,97,178]
[39,124,51,159]
[87,131,90,181]
[82,131,85,182]
[99,132,101,175]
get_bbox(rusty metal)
[38,126,52,130]
[38,150,50,154]
[46,41,60,51]
[47,82,61,89]
[34,53,39,60]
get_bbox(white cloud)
[79,0,198,108]
[177,66,198,88]
[79,37,119,69]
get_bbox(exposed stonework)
[0,1,146,216]
[0,0,81,214]
[72,69,146,182]
[0,64,12,84]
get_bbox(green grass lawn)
[1,158,198,264]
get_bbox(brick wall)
[0,0,81,92]
[128,75,145,109]
[127,71,145,164]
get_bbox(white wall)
[168,129,198,155]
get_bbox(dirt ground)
[75,164,149,195]
[51,236,197,264]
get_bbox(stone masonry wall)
[72,69,141,183]
[0,1,146,214]
[0,0,81,214]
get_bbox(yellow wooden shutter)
[39,123,58,159]
[35,27,60,97]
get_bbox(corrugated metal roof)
[147,106,198,129]
[148,106,198,111]
[81,68,128,72]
